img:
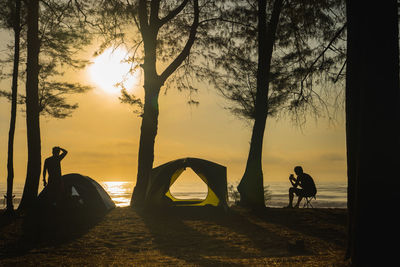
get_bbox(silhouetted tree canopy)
[0,0,93,119]
[93,1,236,110]
[197,0,345,124]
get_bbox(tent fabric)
[144,158,228,208]
[38,173,115,213]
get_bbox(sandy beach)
[0,206,348,266]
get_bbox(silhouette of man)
[43,146,68,204]
[286,166,317,208]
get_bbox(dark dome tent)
[38,173,115,214]
[144,158,228,209]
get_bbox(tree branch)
[159,0,199,84]
[74,0,98,28]
[300,22,347,91]
[334,59,346,83]
[199,17,256,31]
[159,0,190,26]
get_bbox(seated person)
[286,166,317,208]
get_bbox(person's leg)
[47,178,57,206]
[53,176,65,207]
[294,189,307,208]
[294,195,303,208]
[287,187,295,208]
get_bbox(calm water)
[0,181,347,209]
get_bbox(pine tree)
[198,0,345,207]
[97,0,222,207]
[1,0,93,119]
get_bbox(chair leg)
[303,197,314,208]
[303,198,308,208]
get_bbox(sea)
[0,181,347,209]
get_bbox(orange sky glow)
[0,31,347,190]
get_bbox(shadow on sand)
[253,207,347,248]
[0,205,106,260]
[139,206,318,265]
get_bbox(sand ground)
[0,206,349,266]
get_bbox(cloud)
[263,155,287,164]
[319,153,345,162]
[71,150,136,162]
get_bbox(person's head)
[52,146,60,156]
[294,166,303,175]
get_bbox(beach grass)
[1,206,349,266]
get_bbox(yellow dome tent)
[144,158,228,209]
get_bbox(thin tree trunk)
[346,0,400,265]
[5,0,21,215]
[18,0,41,212]
[238,0,283,207]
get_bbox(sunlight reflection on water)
[101,181,133,207]
[100,181,347,208]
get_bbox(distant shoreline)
[1,181,348,209]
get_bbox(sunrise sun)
[89,47,140,94]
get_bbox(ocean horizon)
[0,180,347,209]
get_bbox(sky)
[0,29,347,188]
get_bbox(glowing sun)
[89,47,140,94]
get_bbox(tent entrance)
[169,167,208,201]
[165,166,220,206]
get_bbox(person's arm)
[58,147,68,160]
[43,160,48,187]
[289,174,297,187]
[294,176,300,187]
[296,175,303,189]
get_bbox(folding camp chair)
[303,195,316,208]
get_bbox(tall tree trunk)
[238,0,283,207]
[131,79,161,206]
[5,0,21,215]
[18,0,41,212]
[131,52,160,206]
[346,1,400,265]
[130,9,160,206]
